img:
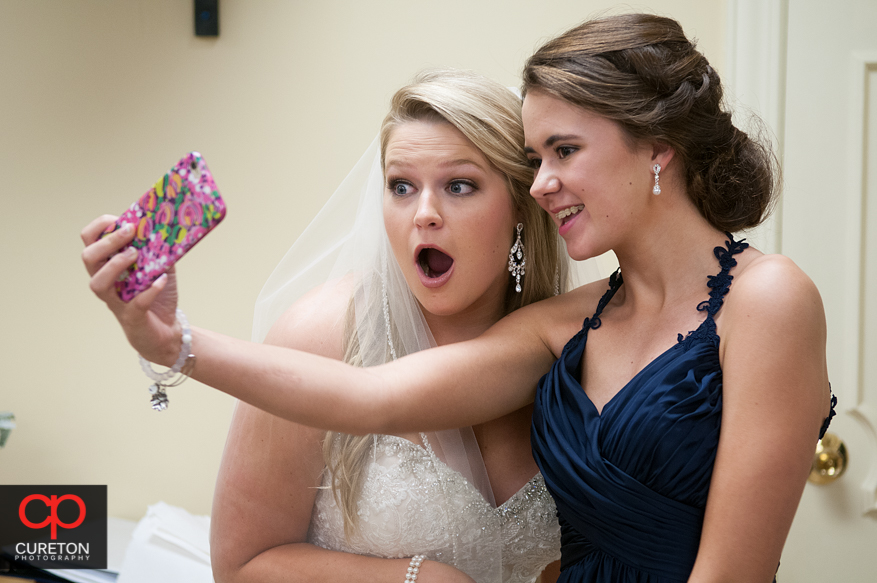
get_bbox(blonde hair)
[323,69,562,538]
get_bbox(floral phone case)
[101,152,227,302]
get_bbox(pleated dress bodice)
[531,235,834,582]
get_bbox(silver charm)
[508,223,526,293]
[149,383,169,411]
[652,163,662,195]
[144,354,196,412]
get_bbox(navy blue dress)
[531,235,835,582]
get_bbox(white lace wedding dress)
[308,433,561,583]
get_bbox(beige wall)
[0,0,726,520]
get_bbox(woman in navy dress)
[83,13,834,583]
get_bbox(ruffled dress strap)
[582,268,623,332]
[673,233,837,437]
[820,391,837,439]
[678,232,749,349]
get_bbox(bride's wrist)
[136,309,196,412]
[138,309,192,368]
[404,555,425,582]
[404,558,475,583]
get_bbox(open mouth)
[417,247,454,279]
[556,204,585,224]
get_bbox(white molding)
[724,0,788,254]
[729,4,877,518]
[848,52,877,515]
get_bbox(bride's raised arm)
[82,214,558,435]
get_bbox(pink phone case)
[101,152,227,302]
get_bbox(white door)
[739,0,877,580]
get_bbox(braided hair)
[523,13,779,232]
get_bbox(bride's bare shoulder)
[262,275,356,358]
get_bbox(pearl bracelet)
[138,308,195,411]
[139,308,192,381]
[405,555,425,582]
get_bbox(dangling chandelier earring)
[380,252,398,362]
[652,163,662,195]
[508,222,526,293]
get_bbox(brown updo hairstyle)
[523,13,779,232]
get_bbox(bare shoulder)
[724,251,826,337]
[263,275,356,359]
[720,250,829,413]
[213,282,353,562]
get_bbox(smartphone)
[101,152,227,302]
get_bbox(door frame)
[726,0,877,517]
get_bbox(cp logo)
[19,494,86,540]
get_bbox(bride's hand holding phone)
[80,153,225,366]
[80,214,181,366]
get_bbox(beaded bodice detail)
[308,434,561,583]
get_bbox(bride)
[84,70,599,583]
[83,14,834,582]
